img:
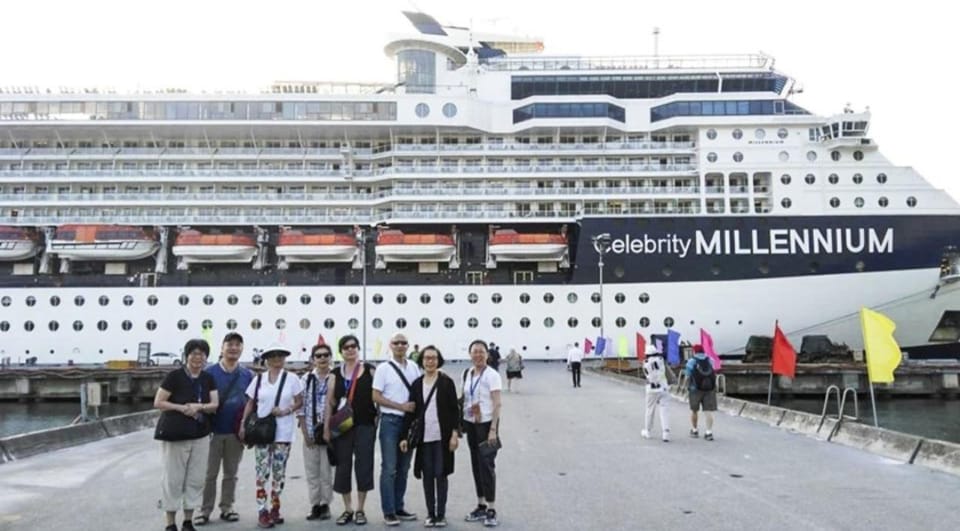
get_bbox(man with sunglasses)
[372,333,421,526]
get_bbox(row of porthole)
[781,173,888,185]
[708,150,867,163]
[0,292,656,308]
[706,128,789,141]
[414,103,458,119]
[0,315,745,333]
[781,196,914,209]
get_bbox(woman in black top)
[400,345,460,527]
[323,335,377,525]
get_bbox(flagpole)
[868,380,879,427]
[766,372,774,405]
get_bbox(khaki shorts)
[689,389,718,412]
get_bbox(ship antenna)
[653,27,660,67]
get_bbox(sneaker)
[662,430,671,442]
[384,514,400,527]
[269,507,284,525]
[396,510,418,521]
[434,517,447,527]
[704,432,714,441]
[689,429,699,438]
[465,505,488,522]
[307,505,323,521]
[483,509,498,527]
[258,510,274,529]
[164,525,178,531]
[182,521,197,531]
[640,429,650,439]
[423,517,436,528]
[318,505,331,520]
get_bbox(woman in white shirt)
[239,344,303,529]
[461,339,502,527]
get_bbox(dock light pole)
[592,233,612,359]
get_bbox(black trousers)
[464,421,497,503]
[571,362,582,386]
[420,441,448,519]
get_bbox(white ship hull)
[49,241,159,261]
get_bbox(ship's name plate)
[609,228,893,258]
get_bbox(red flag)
[771,322,797,378]
[636,333,646,362]
[584,337,593,354]
[699,328,722,370]
[316,334,326,346]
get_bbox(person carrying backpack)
[683,344,717,441]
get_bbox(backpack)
[692,357,715,391]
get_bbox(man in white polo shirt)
[372,332,421,526]
[567,342,584,388]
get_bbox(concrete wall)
[0,410,159,463]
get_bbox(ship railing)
[482,53,772,72]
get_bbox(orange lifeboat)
[49,224,158,261]
[488,229,568,262]
[375,229,456,263]
[276,228,358,263]
[172,229,257,264]
[0,226,40,261]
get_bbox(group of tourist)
[153,332,504,531]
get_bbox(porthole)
[828,173,839,184]
[146,320,157,331]
[444,293,455,304]
[202,319,212,330]
[420,293,430,304]
[48,321,59,331]
[372,318,383,329]
[879,197,889,207]
[662,267,672,277]
[122,295,134,306]
[97,320,108,331]
[227,294,238,305]
[373,294,383,304]
[252,294,263,305]
[732,128,743,139]
[591,292,601,303]
[830,197,840,208]
[442,103,457,118]
[516,317,530,329]
[227,319,237,330]
[299,318,310,329]
[706,129,717,140]
[275,319,286,330]
[830,150,841,161]
[468,293,478,304]
[853,173,863,184]
[616,317,627,328]
[50,295,61,307]
[806,151,817,162]
[615,293,625,303]
[349,294,360,305]
[520,293,531,304]
[777,128,788,139]
[856,261,866,272]
[492,317,502,328]
[877,173,888,184]
[122,320,132,331]
[251,319,262,330]
[567,293,578,303]
[323,319,334,329]
[805,173,815,185]
[543,293,554,303]
[396,294,406,304]
[491,293,502,304]
[468,318,478,328]
[349,319,359,329]
[781,198,792,209]
[178,295,189,306]
[754,128,766,140]
[732,152,743,162]
[567,317,579,328]
[177,320,188,331]
[591,317,602,327]
[276,294,287,305]
[24,321,35,331]
[326,294,337,305]
[907,196,917,207]
[706,152,717,163]
[444,318,454,329]
[544,317,555,328]
[420,318,430,329]
[0,321,8,331]
[74,295,85,307]
[854,150,864,161]
[0,296,10,307]
[664,317,675,327]
[639,293,650,303]
[72,320,83,331]
[854,197,864,208]
[415,103,429,117]
[300,294,311,305]
[148,295,159,306]
[396,318,407,329]
[639,317,650,328]
[203,295,214,306]
[614,267,625,278]
[781,174,791,185]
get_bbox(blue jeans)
[378,413,412,516]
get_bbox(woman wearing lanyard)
[297,343,334,521]
[462,339,502,527]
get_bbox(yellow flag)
[333,336,342,362]
[860,307,901,383]
[617,336,629,358]
[374,338,384,359]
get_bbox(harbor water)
[0,400,153,438]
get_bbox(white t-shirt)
[461,366,502,424]
[567,346,584,364]
[422,380,441,443]
[244,370,304,443]
[372,358,421,416]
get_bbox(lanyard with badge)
[469,367,486,422]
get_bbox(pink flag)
[584,337,594,354]
[699,328,722,370]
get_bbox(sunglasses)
[313,352,332,358]
[392,341,408,346]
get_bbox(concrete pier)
[0,363,958,530]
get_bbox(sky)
[2,0,957,200]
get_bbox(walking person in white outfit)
[641,346,674,442]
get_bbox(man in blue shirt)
[196,332,254,525]
[683,344,717,441]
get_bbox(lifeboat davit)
[275,229,357,263]
[172,230,257,264]
[0,226,40,261]
[488,229,568,262]
[49,224,158,261]
[375,230,456,263]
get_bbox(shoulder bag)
[405,381,438,449]
[329,363,361,438]
[243,371,287,446]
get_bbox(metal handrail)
[838,387,859,421]
[820,384,859,424]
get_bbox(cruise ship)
[2,12,960,364]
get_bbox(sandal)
[336,511,354,525]
[220,511,239,522]
[355,510,367,525]
[194,514,210,526]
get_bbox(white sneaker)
[662,430,670,442]
[641,429,650,439]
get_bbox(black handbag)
[154,409,208,441]
[243,371,287,446]
[406,382,438,449]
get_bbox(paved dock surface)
[1,362,957,530]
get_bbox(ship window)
[879,197,889,207]
[877,173,887,184]
[49,321,59,331]
[201,320,213,331]
[444,293,455,304]
[544,317,555,328]
[349,318,359,329]
[277,294,287,305]
[828,174,839,184]
[639,293,650,303]
[853,173,863,184]
[591,317,601,327]
[662,267,672,277]
[492,293,503,304]
[326,294,337,305]
[420,294,430,304]
[275,319,286,330]
[777,128,788,139]
[420,318,430,329]
[177,320,188,330]
[591,292,601,303]
[831,150,841,161]
[468,293,479,304]
[567,293,578,303]
[0,296,9,307]
[907,196,917,207]
[176,295,188,306]
[567,317,579,328]
[373,294,383,304]
[415,103,430,118]
[99,296,109,307]
[300,294,311,305]
[24,321,35,331]
[395,294,406,304]
[806,151,817,162]
[732,129,743,139]
[343,294,356,305]
[97,320,108,331]
[396,318,407,329]
[664,317,675,327]
[323,318,334,329]
[122,320,132,331]
[614,293,625,303]
[616,317,627,328]
[520,293,531,304]
[251,319,262,330]
[468,317,478,328]
[639,317,650,328]
[466,271,484,285]
[74,296,85,307]
[854,197,864,208]
[778,151,789,162]
[50,296,61,307]
[856,261,866,272]
[517,317,530,329]
[754,128,766,140]
[706,152,717,163]
[252,294,263,305]
[544,293,555,303]
[733,152,744,163]
[809,261,819,273]
[711,265,721,276]
[805,174,816,185]
[295,318,308,330]
[706,129,717,140]
[830,197,840,208]
[442,103,457,118]
[854,150,864,161]
[781,198,792,209]
[444,318,454,329]
[227,319,237,330]
[781,174,791,185]
[201,295,213,306]
[146,320,157,330]
[372,318,382,329]
[225,294,237,305]
[0,321,8,331]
